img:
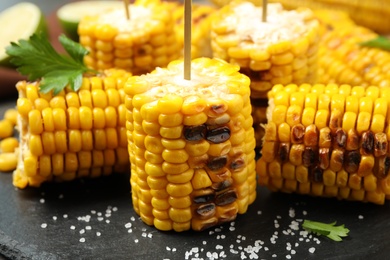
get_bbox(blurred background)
[1,0,70,14]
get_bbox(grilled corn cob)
[211,0,320,146]
[78,0,180,75]
[211,0,390,34]
[125,57,257,231]
[257,83,390,205]
[169,2,216,59]
[13,69,131,188]
[318,25,390,88]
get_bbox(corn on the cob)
[272,0,390,35]
[0,109,18,172]
[168,2,216,59]
[211,0,320,147]
[211,0,390,34]
[78,0,180,75]
[257,83,390,205]
[318,25,390,88]
[125,57,257,231]
[12,69,131,188]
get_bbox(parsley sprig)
[302,220,350,242]
[6,33,98,94]
[359,36,390,51]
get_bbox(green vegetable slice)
[302,220,350,242]
[359,36,390,51]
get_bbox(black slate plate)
[1,100,390,260]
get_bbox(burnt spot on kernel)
[196,203,216,219]
[206,126,231,144]
[310,166,323,182]
[183,124,207,141]
[215,189,237,206]
[207,156,228,171]
[361,131,375,155]
[344,150,361,173]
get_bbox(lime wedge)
[57,1,123,41]
[0,2,47,67]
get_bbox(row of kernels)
[14,147,128,187]
[0,108,19,172]
[258,158,386,204]
[28,127,126,157]
[21,105,126,134]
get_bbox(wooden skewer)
[184,0,192,80]
[262,0,268,22]
[124,0,130,20]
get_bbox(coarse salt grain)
[41,223,47,228]
[70,225,76,230]
[358,215,364,220]
[96,232,101,236]
[134,239,139,243]
[309,247,316,253]
[39,198,45,204]
[63,214,68,219]
[125,223,132,228]
[58,194,64,199]
[86,226,91,230]
[79,238,85,243]
[52,216,57,221]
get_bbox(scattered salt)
[39,198,45,204]
[309,247,316,253]
[358,215,364,220]
[79,238,85,243]
[41,223,47,228]
[96,232,101,237]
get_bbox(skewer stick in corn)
[262,0,267,22]
[123,0,130,20]
[184,0,192,80]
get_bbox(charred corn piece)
[125,57,256,231]
[78,0,180,75]
[211,1,320,146]
[272,0,390,35]
[318,25,390,88]
[12,69,131,188]
[168,2,216,59]
[257,83,390,204]
[211,1,320,98]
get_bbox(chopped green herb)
[5,33,97,95]
[302,220,349,242]
[359,36,390,51]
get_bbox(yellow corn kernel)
[281,162,295,180]
[286,105,302,126]
[314,109,330,129]
[289,144,304,166]
[272,105,287,125]
[4,109,18,126]
[0,137,19,153]
[356,112,371,134]
[167,169,194,184]
[17,98,33,118]
[371,114,385,133]
[301,107,315,127]
[342,112,357,132]
[268,160,282,179]
[41,132,56,155]
[296,165,308,183]
[345,96,359,114]
[24,154,38,176]
[160,126,183,139]
[0,153,18,172]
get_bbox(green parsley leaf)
[359,36,390,51]
[302,220,350,242]
[5,33,97,95]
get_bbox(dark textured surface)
[1,100,390,260]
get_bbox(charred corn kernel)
[13,70,131,187]
[79,1,179,75]
[257,83,390,204]
[125,57,256,231]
